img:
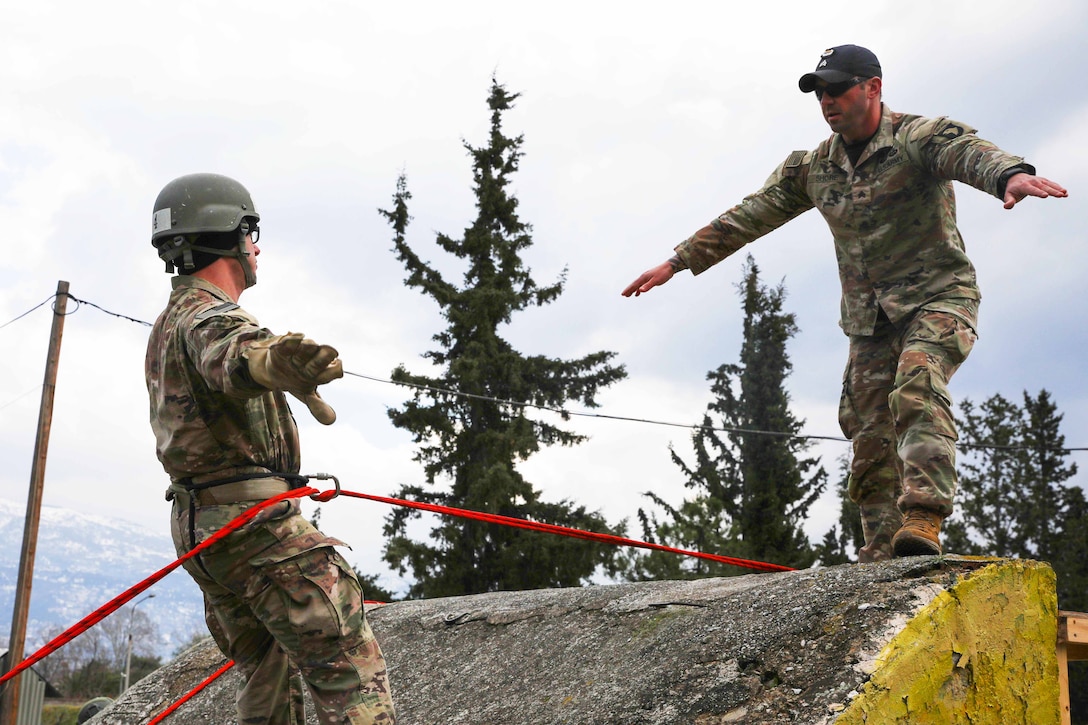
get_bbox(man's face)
[817,77,879,142]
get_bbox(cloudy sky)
[2,0,1085,597]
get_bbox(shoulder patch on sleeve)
[782,150,809,177]
[195,302,240,321]
[905,115,978,146]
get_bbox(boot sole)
[892,535,942,557]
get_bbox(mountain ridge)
[0,497,205,659]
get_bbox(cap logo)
[820,48,835,57]
[818,60,828,68]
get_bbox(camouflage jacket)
[674,104,1030,335]
[145,276,300,481]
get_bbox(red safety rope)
[147,658,235,725]
[6,482,791,722]
[0,487,316,687]
[314,488,795,574]
[146,487,791,721]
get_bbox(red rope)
[0,487,316,687]
[6,482,791,722]
[146,487,789,722]
[315,488,795,574]
[147,658,235,725]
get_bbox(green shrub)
[42,703,80,725]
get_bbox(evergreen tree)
[815,456,864,566]
[942,393,1024,557]
[947,389,1078,563]
[634,257,826,577]
[1020,390,1079,563]
[378,79,627,598]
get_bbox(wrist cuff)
[998,163,1036,197]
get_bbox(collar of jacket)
[826,103,904,171]
[171,274,233,302]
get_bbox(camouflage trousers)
[838,301,977,562]
[170,494,396,724]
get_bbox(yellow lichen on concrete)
[835,559,1060,725]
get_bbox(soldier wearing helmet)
[623,45,1068,563]
[151,172,262,289]
[146,173,396,723]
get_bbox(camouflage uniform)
[146,275,395,724]
[675,104,1031,560]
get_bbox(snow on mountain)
[0,497,205,658]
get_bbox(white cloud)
[2,0,1085,604]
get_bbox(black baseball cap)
[798,45,882,93]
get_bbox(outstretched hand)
[245,332,343,425]
[622,260,676,297]
[1003,173,1068,210]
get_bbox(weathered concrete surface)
[836,558,1059,724]
[90,556,1059,724]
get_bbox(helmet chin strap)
[157,227,255,287]
[235,232,257,289]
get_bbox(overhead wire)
[344,370,1088,453]
[3,289,1086,453]
[0,295,58,330]
[344,370,851,444]
[0,386,43,413]
[66,294,154,327]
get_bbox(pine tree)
[948,389,1078,562]
[943,393,1025,557]
[378,79,627,598]
[634,256,826,576]
[1020,390,1078,563]
[815,456,864,566]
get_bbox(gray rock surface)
[90,557,987,724]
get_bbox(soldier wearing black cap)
[798,44,883,92]
[623,45,1068,562]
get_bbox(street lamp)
[120,593,155,696]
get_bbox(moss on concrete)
[836,559,1059,725]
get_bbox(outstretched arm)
[621,256,686,297]
[1003,173,1068,210]
[245,332,343,424]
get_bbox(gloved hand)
[245,332,343,425]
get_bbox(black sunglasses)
[814,77,866,101]
[241,219,260,244]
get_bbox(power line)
[5,289,1087,454]
[0,295,57,330]
[0,386,43,413]
[345,370,847,442]
[0,292,153,330]
[67,295,153,327]
[344,371,1088,454]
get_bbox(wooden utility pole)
[1,281,69,724]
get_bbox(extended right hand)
[1002,173,1068,209]
[245,333,343,424]
[621,260,676,297]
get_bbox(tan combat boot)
[892,509,942,557]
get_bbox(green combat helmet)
[152,173,260,288]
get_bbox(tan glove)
[245,332,343,425]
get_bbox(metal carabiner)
[306,472,341,501]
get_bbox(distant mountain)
[0,498,205,659]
